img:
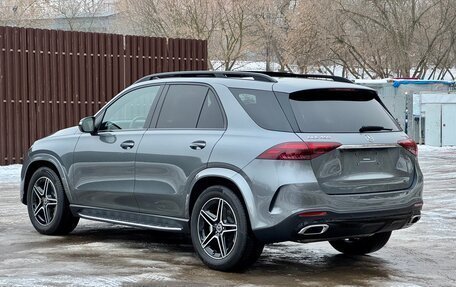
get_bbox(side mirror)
[79,116,96,133]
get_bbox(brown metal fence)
[0,26,208,165]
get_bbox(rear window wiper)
[359,126,393,133]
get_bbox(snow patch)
[355,78,393,84]
[418,145,456,152]
[211,60,284,72]
[0,164,22,184]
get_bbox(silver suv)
[20,71,423,271]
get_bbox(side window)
[230,88,292,132]
[156,85,208,128]
[99,86,161,131]
[197,90,224,129]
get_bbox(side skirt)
[70,204,189,233]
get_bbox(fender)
[185,167,256,226]
[22,152,74,204]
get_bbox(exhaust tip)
[410,215,421,224]
[298,224,329,236]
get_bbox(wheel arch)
[22,155,72,205]
[186,168,256,230]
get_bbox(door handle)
[190,140,206,150]
[120,140,135,150]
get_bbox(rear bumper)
[253,203,422,243]
[241,156,423,232]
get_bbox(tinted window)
[157,85,208,128]
[289,89,400,133]
[100,86,161,131]
[197,90,224,129]
[230,88,292,132]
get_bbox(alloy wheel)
[197,197,238,260]
[31,176,58,225]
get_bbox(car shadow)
[63,224,194,251]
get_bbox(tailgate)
[310,144,415,194]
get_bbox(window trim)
[96,84,164,133]
[150,83,227,130]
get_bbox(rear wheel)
[329,231,392,255]
[190,186,264,271]
[27,167,79,235]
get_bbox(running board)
[71,205,188,232]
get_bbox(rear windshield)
[289,89,400,133]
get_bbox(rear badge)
[307,135,332,140]
[364,134,375,142]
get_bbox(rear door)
[72,85,163,211]
[134,84,225,217]
[280,88,415,195]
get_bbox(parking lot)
[0,146,455,287]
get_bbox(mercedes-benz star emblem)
[364,134,374,142]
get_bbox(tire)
[329,231,392,255]
[27,167,79,235]
[190,185,264,271]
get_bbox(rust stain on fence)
[0,26,208,165]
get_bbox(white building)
[355,79,456,147]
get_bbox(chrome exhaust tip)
[298,224,329,236]
[409,215,421,224]
[404,215,421,228]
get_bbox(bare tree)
[121,0,254,70]
[329,0,456,79]
[35,0,108,31]
[283,1,331,74]
[0,0,40,27]
[247,0,294,71]
[211,0,254,70]
[6,0,456,78]
[121,0,217,39]
[120,0,218,68]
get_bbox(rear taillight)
[398,139,418,156]
[257,142,341,160]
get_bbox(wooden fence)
[0,26,208,165]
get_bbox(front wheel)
[190,186,264,271]
[329,231,392,255]
[27,167,79,235]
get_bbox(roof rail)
[134,71,278,84]
[246,71,353,84]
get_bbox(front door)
[135,85,226,217]
[72,85,163,211]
